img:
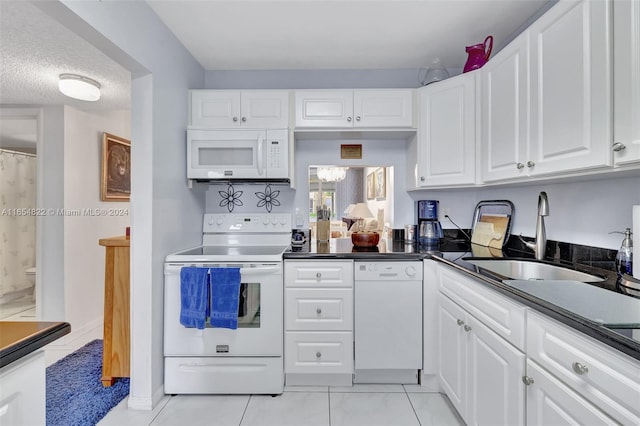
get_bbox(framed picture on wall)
[366,171,375,200]
[375,167,386,200]
[101,132,131,201]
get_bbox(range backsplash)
[439,228,618,272]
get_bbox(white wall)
[39,106,65,321]
[294,138,413,229]
[63,107,130,330]
[410,174,640,250]
[41,0,206,410]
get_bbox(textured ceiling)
[0,1,131,112]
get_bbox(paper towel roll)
[634,205,639,279]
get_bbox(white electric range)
[164,213,292,394]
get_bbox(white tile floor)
[99,384,464,426]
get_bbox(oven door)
[164,262,283,356]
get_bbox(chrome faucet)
[520,191,549,260]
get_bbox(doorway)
[0,110,39,320]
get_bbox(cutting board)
[470,222,501,247]
[479,215,509,249]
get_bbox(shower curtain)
[0,149,36,298]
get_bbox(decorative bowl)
[351,231,380,248]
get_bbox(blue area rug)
[46,339,129,426]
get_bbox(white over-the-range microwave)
[187,129,290,181]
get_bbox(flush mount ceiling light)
[58,73,101,101]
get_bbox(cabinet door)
[294,91,354,127]
[285,288,353,331]
[285,260,353,288]
[613,0,640,166]
[417,73,476,187]
[285,331,353,374]
[529,0,612,175]
[190,90,241,128]
[467,316,525,426]
[240,91,290,128]
[480,32,529,183]
[526,360,617,426]
[437,294,467,421]
[353,89,414,128]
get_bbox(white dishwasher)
[354,261,423,384]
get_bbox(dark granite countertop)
[284,234,640,362]
[0,321,71,368]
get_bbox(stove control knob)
[215,216,224,226]
[405,266,416,277]
[262,216,270,225]
[279,216,287,225]
[271,217,278,225]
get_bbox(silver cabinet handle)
[347,116,352,122]
[316,272,322,279]
[572,362,589,375]
[356,116,361,121]
[420,176,426,182]
[522,376,535,386]
[316,352,322,358]
[456,319,464,326]
[316,307,322,315]
[527,161,535,168]
[241,117,247,122]
[232,116,238,122]
[463,325,472,332]
[612,142,626,152]
[517,163,525,170]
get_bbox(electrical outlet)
[441,207,451,221]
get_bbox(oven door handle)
[238,266,281,275]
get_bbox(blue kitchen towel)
[209,267,241,329]
[179,267,210,329]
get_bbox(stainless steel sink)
[464,259,605,283]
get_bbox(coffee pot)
[463,35,493,73]
[417,200,444,246]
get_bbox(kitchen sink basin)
[463,259,605,283]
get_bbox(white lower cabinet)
[437,263,640,425]
[0,350,46,426]
[525,359,618,425]
[438,293,525,425]
[284,260,354,386]
[526,310,640,425]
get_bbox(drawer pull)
[522,376,535,386]
[463,325,472,332]
[316,307,322,315]
[316,351,322,358]
[456,319,464,326]
[572,362,589,375]
[316,272,322,279]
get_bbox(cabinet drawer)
[285,332,353,374]
[438,265,525,350]
[285,288,353,331]
[527,311,640,425]
[285,261,353,288]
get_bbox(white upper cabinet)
[295,89,414,128]
[528,0,612,175]
[480,32,530,183]
[189,90,290,129]
[416,72,477,187]
[480,0,613,183]
[612,0,640,166]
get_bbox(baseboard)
[127,385,166,410]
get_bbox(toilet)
[25,267,36,299]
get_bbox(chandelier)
[317,166,348,182]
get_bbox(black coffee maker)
[417,200,443,246]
